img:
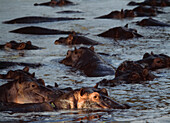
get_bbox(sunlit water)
[0,0,170,122]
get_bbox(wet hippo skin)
[0,102,54,112]
[95,9,135,19]
[136,52,170,70]
[55,34,99,45]
[3,16,84,24]
[132,5,164,17]
[98,24,143,40]
[98,61,155,87]
[53,85,129,109]
[0,67,60,104]
[0,41,41,50]
[60,46,115,77]
[128,0,170,7]
[10,26,78,35]
[137,18,170,27]
[34,0,74,7]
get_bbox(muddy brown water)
[0,0,170,122]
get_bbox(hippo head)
[115,61,155,83]
[0,67,31,79]
[50,0,70,7]
[139,52,170,70]
[60,46,95,67]
[5,41,26,50]
[6,76,56,104]
[124,9,135,18]
[77,85,128,109]
[55,34,74,45]
[0,67,45,85]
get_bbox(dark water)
[0,0,170,122]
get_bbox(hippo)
[133,5,164,17]
[136,52,170,70]
[10,26,78,35]
[0,41,41,50]
[3,16,84,24]
[0,67,44,85]
[0,85,129,112]
[54,34,99,45]
[98,61,155,87]
[0,68,61,104]
[0,102,54,112]
[0,61,41,69]
[95,9,135,19]
[56,10,83,14]
[34,0,74,7]
[0,78,59,104]
[60,46,115,77]
[97,24,143,40]
[136,18,170,27]
[52,85,129,109]
[128,0,170,7]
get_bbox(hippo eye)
[94,95,99,99]
[30,83,37,88]
[156,60,161,63]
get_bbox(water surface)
[0,0,170,122]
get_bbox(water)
[0,0,170,122]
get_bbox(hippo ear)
[32,72,35,78]
[151,51,154,56]
[37,79,45,86]
[89,46,94,51]
[100,88,108,96]
[26,41,32,45]
[80,88,85,96]
[121,9,123,13]
[23,66,29,72]
[74,47,78,54]
[93,83,99,88]
[142,69,148,77]
[125,24,128,28]
[143,52,151,59]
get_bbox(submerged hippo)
[0,102,54,112]
[0,61,41,69]
[10,26,78,35]
[0,41,41,50]
[128,0,170,7]
[0,67,44,85]
[60,46,115,77]
[0,85,129,112]
[0,67,61,104]
[133,5,164,17]
[136,52,170,70]
[98,61,155,87]
[95,9,135,19]
[34,0,74,7]
[55,34,99,45]
[52,85,129,109]
[0,78,58,104]
[3,16,84,24]
[56,10,83,14]
[98,24,143,40]
[136,18,170,27]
